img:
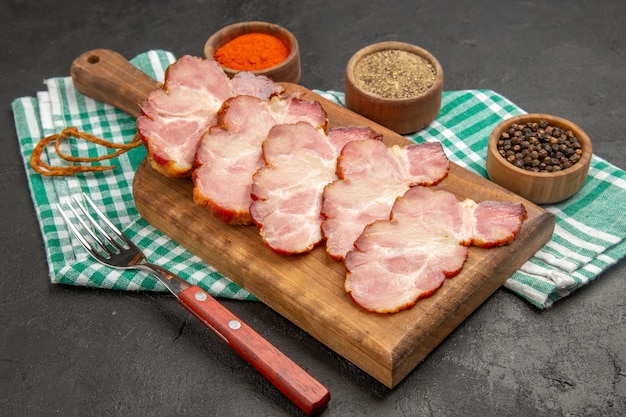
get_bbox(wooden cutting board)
[72,49,555,388]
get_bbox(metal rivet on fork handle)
[194,291,208,301]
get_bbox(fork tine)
[79,192,130,247]
[67,197,111,251]
[56,201,95,253]
[57,193,130,261]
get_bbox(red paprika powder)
[214,32,290,71]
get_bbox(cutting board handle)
[70,49,160,118]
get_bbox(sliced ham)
[344,186,528,313]
[321,139,450,260]
[193,95,328,225]
[137,55,284,177]
[251,124,382,254]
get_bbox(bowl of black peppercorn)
[486,113,592,204]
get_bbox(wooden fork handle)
[178,285,330,416]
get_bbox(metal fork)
[56,193,330,416]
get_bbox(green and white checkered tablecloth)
[12,50,626,309]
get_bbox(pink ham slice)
[321,139,450,261]
[250,123,382,254]
[193,95,328,225]
[137,55,284,177]
[344,186,528,313]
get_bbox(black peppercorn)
[495,119,583,173]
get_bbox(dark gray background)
[2,1,625,416]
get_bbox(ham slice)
[193,95,328,225]
[344,186,528,313]
[137,55,284,177]
[251,123,382,254]
[321,139,450,260]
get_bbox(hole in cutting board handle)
[87,54,100,64]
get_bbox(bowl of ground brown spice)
[344,41,444,134]
[486,113,592,204]
[204,21,301,83]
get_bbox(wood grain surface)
[71,50,555,388]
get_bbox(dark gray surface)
[2,1,625,416]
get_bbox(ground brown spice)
[353,49,436,99]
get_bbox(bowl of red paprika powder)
[204,21,301,84]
